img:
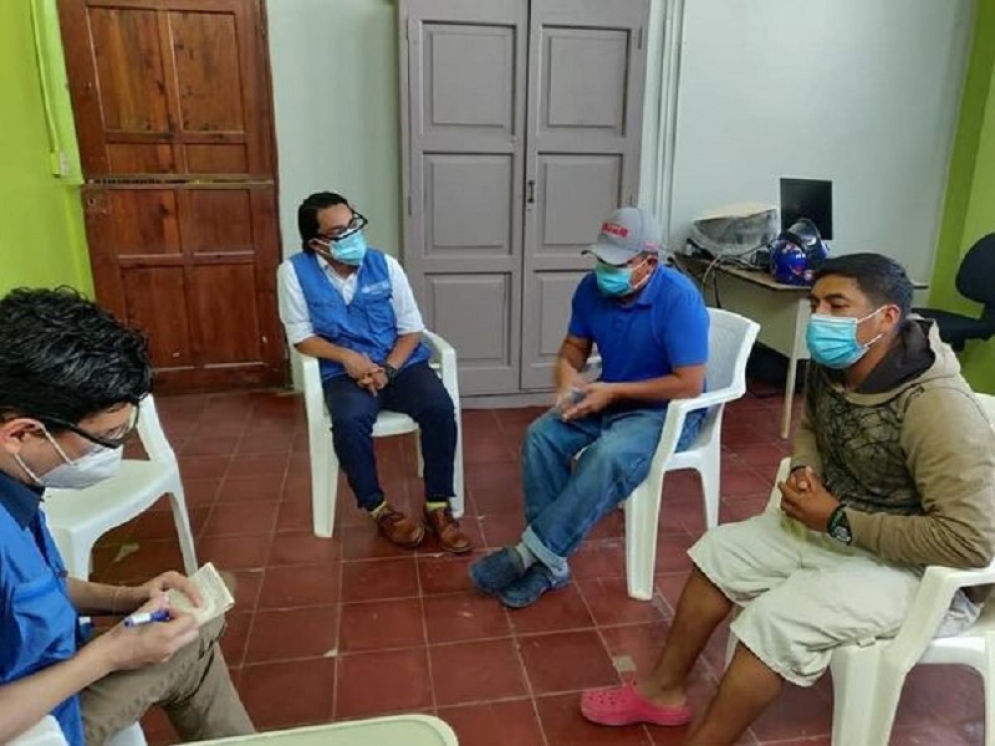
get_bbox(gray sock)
[513,542,537,570]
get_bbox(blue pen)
[123,609,171,628]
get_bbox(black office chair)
[914,233,995,352]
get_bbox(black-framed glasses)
[41,406,141,450]
[318,212,368,243]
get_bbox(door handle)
[526,179,536,204]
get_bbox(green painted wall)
[0,0,91,296]
[932,1,995,392]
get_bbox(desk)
[675,255,926,439]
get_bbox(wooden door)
[59,0,285,392]
[400,0,529,396]
[519,0,650,390]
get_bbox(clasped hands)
[777,466,840,532]
[556,370,616,422]
[341,351,388,395]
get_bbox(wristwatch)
[383,363,399,382]
[827,505,852,545]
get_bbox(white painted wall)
[664,0,974,283]
[267,0,401,260]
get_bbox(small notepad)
[166,562,234,627]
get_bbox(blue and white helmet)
[770,218,829,286]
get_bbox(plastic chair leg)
[624,483,662,601]
[829,646,883,746]
[699,446,722,530]
[310,428,339,538]
[166,484,199,576]
[451,432,465,518]
[984,635,995,746]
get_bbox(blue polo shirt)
[568,265,709,400]
[0,471,83,745]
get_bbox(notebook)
[166,562,234,627]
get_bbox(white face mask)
[15,428,124,490]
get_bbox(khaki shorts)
[689,510,925,687]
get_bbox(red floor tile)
[418,554,478,596]
[750,682,832,743]
[340,523,418,560]
[216,473,286,503]
[506,583,595,635]
[340,557,420,602]
[238,657,335,729]
[218,611,253,669]
[478,513,527,547]
[570,541,627,580]
[257,563,339,609]
[429,638,529,706]
[423,592,511,644]
[578,576,668,627]
[437,698,545,746]
[276,497,314,532]
[518,630,619,695]
[268,529,342,566]
[227,450,292,477]
[245,605,339,662]
[599,621,670,682]
[201,500,279,537]
[197,533,273,571]
[181,477,222,507]
[339,597,425,653]
[335,647,433,719]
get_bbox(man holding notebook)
[0,288,253,744]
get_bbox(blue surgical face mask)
[323,230,367,266]
[806,308,884,369]
[595,259,648,297]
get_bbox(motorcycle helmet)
[769,218,830,285]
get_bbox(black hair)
[297,191,350,252]
[813,252,913,318]
[0,287,152,429]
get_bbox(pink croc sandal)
[580,684,692,727]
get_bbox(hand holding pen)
[92,595,199,672]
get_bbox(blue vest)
[0,477,83,745]
[290,249,431,380]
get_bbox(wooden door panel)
[89,7,171,134]
[123,267,194,368]
[61,0,285,392]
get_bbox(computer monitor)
[780,178,833,240]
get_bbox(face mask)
[325,231,367,266]
[806,308,884,369]
[15,428,124,490]
[595,259,648,297]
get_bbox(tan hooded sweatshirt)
[792,318,995,569]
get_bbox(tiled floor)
[90,389,986,745]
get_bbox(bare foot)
[635,680,689,709]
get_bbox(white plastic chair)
[297,330,465,538]
[728,395,995,746]
[190,713,458,744]
[42,395,198,579]
[622,307,760,600]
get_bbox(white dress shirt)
[277,251,425,346]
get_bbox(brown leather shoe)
[425,505,473,554]
[373,504,425,549]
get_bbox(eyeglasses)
[318,212,368,243]
[41,406,141,450]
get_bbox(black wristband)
[827,504,847,533]
[384,363,399,381]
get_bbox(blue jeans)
[521,405,706,579]
[324,362,457,510]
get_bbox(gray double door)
[400,0,650,397]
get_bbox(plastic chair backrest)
[135,394,175,464]
[976,392,995,425]
[704,308,757,394]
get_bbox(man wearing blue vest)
[278,191,471,553]
[470,207,710,608]
[0,288,253,744]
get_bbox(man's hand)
[341,350,380,381]
[93,596,199,671]
[356,369,386,396]
[562,382,617,422]
[778,466,839,532]
[130,571,202,612]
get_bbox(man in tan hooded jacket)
[578,253,995,745]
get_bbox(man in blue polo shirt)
[470,207,710,608]
[0,288,252,744]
